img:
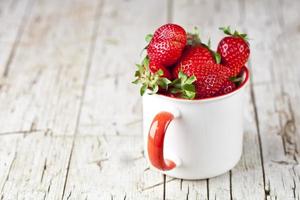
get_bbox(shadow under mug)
[142,67,250,180]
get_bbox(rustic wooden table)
[0,0,299,199]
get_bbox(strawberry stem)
[187,27,201,46]
[219,26,249,41]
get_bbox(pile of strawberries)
[133,24,250,99]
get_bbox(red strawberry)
[152,23,187,46]
[216,80,236,95]
[149,61,172,79]
[172,45,215,77]
[173,62,230,98]
[147,40,185,67]
[147,24,187,67]
[217,27,250,77]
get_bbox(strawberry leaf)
[219,26,232,35]
[185,75,197,85]
[145,34,153,43]
[133,56,173,96]
[229,76,244,85]
[207,38,211,48]
[152,84,159,93]
[169,71,197,99]
[140,84,147,96]
[170,87,182,94]
[213,52,221,64]
[183,89,196,99]
[220,26,249,41]
[178,71,187,82]
[157,78,171,90]
[182,84,194,92]
[157,69,164,76]
[142,56,150,68]
[132,78,140,84]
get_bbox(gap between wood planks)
[165,0,218,199]
[248,60,268,200]
[0,1,36,196]
[239,0,268,197]
[60,0,104,199]
[2,0,35,78]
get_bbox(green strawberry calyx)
[145,34,153,43]
[132,57,197,99]
[187,27,201,46]
[219,26,249,41]
[142,34,154,52]
[169,71,197,99]
[132,56,171,95]
[229,75,244,86]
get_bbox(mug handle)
[147,111,180,171]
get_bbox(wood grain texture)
[62,0,168,199]
[0,0,299,199]
[76,0,168,137]
[0,0,32,76]
[62,136,165,200]
[242,0,300,199]
[0,0,102,199]
[170,0,264,199]
[0,0,100,135]
[0,133,73,200]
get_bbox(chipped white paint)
[0,0,300,199]
[63,0,168,199]
[0,0,32,76]
[0,0,102,199]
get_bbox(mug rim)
[150,66,250,103]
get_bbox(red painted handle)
[147,111,176,171]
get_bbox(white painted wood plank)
[171,1,264,199]
[0,0,299,199]
[242,0,300,199]
[164,178,208,200]
[0,135,19,196]
[231,86,265,199]
[0,0,31,76]
[0,0,101,199]
[77,0,168,136]
[0,0,99,135]
[208,173,230,200]
[62,136,164,200]
[170,1,223,198]
[253,83,299,200]
[0,133,73,200]
[63,0,168,199]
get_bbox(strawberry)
[172,44,215,77]
[133,57,196,99]
[149,61,172,79]
[217,26,250,77]
[147,24,187,67]
[152,24,187,45]
[216,80,236,95]
[173,62,230,98]
[147,40,185,67]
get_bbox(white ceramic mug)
[142,67,249,180]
